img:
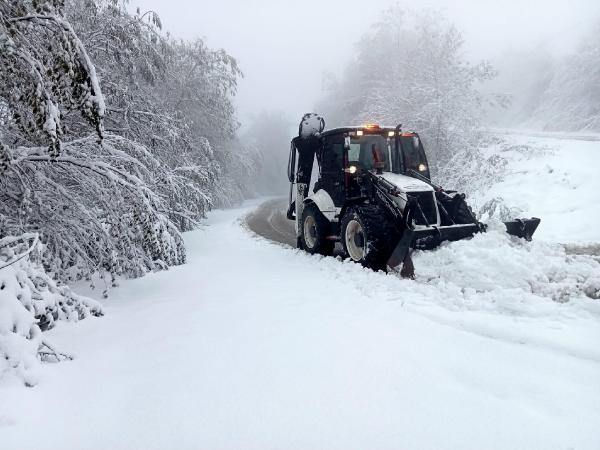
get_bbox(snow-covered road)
[2,202,600,450]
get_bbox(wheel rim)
[303,214,317,249]
[345,219,365,261]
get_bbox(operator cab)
[315,125,430,206]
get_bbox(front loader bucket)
[387,219,542,276]
[503,217,541,241]
[387,223,481,272]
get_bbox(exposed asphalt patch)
[244,197,296,247]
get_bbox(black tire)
[340,205,397,271]
[300,203,334,256]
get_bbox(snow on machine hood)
[379,172,434,192]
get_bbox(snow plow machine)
[286,113,540,277]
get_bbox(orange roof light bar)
[363,123,381,129]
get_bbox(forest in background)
[485,19,600,132]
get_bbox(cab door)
[317,136,345,207]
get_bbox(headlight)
[345,165,358,174]
[418,163,427,172]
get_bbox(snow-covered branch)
[0,233,39,270]
[1,0,246,384]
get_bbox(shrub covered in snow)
[436,137,552,219]
[0,235,102,386]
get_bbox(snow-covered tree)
[0,0,108,384]
[1,0,188,284]
[160,37,245,213]
[0,0,198,383]
[1,0,251,384]
[481,49,554,128]
[0,0,105,155]
[485,18,600,133]
[66,0,247,221]
[531,20,600,132]
[317,8,496,170]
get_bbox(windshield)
[399,135,429,176]
[347,135,391,171]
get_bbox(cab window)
[348,135,391,171]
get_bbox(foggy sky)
[134,0,599,127]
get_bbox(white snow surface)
[471,134,600,244]
[2,201,600,449]
[2,134,600,449]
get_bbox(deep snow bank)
[440,134,600,244]
[415,229,600,307]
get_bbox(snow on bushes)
[0,270,41,387]
[437,136,556,223]
[0,135,188,287]
[0,235,102,386]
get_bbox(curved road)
[245,197,296,247]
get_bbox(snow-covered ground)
[473,133,600,244]
[2,135,600,450]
